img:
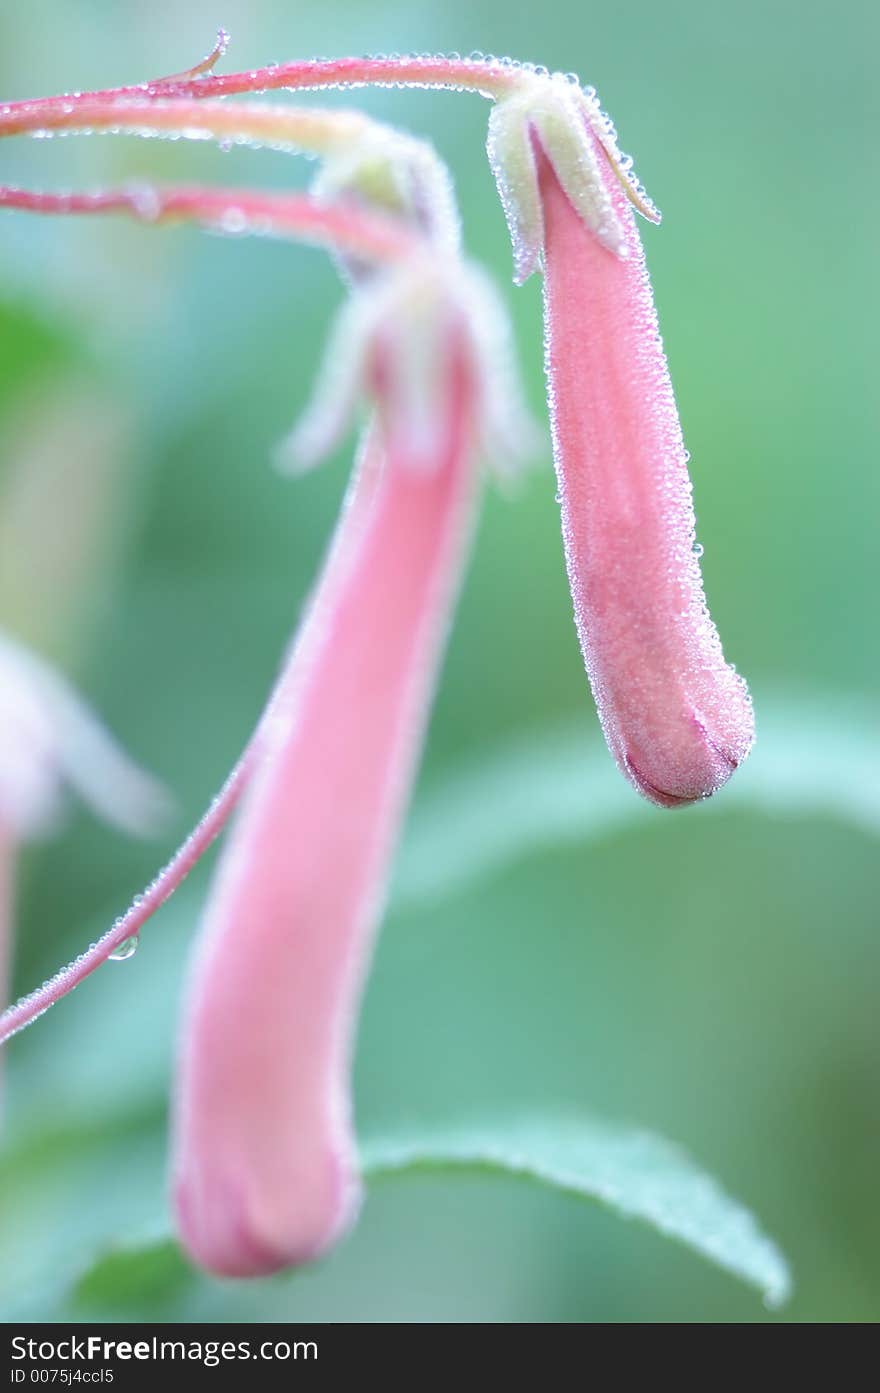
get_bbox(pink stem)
[0,433,387,1050]
[0,185,414,264]
[0,56,516,132]
[0,95,381,151]
[0,755,249,1045]
[173,355,479,1276]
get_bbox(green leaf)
[0,1111,169,1318]
[362,1115,791,1308]
[71,1237,192,1317]
[51,1113,789,1315]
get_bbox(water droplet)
[126,183,161,221]
[692,541,704,557]
[109,935,139,962]
[219,207,248,235]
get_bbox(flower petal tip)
[622,701,755,809]
[174,1156,362,1278]
[280,259,532,481]
[510,241,542,287]
[273,426,329,477]
[0,631,168,840]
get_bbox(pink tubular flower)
[0,196,444,1053]
[486,76,755,805]
[540,164,754,804]
[0,161,528,1276]
[0,82,529,1275]
[173,259,526,1275]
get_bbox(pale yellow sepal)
[313,129,461,255]
[487,72,660,283]
[277,257,537,479]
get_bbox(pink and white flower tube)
[0,133,529,1268]
[172,260,531,1275]
[487,75,754,805]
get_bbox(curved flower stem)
[0,756,248,1045]
[0,184,415,264]
[0,436,386,1050]
[0,94,399,158]
[0,55,520,133]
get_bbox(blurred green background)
[0,0,877,1323]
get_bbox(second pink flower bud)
[488,73,754,804]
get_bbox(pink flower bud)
[489,76,754,804]
[172,264,531,1275]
